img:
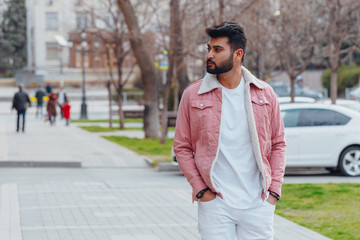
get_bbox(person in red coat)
[61,99,71,126]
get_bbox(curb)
[156,162,179,172]
[143,157,179,172]
[0,161,82,168]
[143,156,154,167]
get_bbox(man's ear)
[233,49,243,63]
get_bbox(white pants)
[198,196,275,240]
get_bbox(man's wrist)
[269,191,280,201]
[196,187,210,199]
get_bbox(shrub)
[322,65,360,95]
[1,72,15,78]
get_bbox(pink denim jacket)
[173,66,286,202]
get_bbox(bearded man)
[173,21,286,240]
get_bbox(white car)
[278,96,316,104]
[350,87,360,101]
[315,99,360,112]
[281,103,360,176]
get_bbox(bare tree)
[82,0,132,129]
[106,80,113,128]
[318,0,360,103]
[236,1,278,80]
[117,0,159,138]
[269,0,318,102]
[159,0,189,143]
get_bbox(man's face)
[206,37,234,75]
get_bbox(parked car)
[315,99,360,112]
[281,103,360,176]
[173,103,360,176]
[350,86,360,101]
[278,96,316,104]
[269,82,323,100]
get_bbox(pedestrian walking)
[45,83,52,96]
[57,87,67,118]
[35,86,46,118]
[61,99,71,126]
[46,92,59,125]
[173,22,286,240]
[12,84,31,132]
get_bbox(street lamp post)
[80,30,88,119]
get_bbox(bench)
[112,110,177,127]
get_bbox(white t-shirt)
[58,90,66,105]
[212,76,263,209]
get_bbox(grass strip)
[79,126,119,132]
[79,126,145,132]
[79,125,175,132]
[71,118,143,123]
[103,136,174,165]
[276,183,360,240]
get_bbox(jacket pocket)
[251,95,271,143]
[191,100,214,110]
[251,96,270,106]
[190,100,214,133]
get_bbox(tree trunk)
[171,0,189,110]
[117,0,159,138]
[218,0,225,22]
[173,77,179,111]
[160,0,177,144]
[115,49,125,129]
[177,63,189,104]
[330,69,338,104]
[117,89,125,129]
[290,77,295,103]
[106,80,113,128]
[160,67,173,144]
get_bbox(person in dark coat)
[46,92,59,125]
[35,86,46,118]
[12,84,31,132]
[45,83,52,96]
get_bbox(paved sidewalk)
[0,115,147,168]
[0,114,332,240]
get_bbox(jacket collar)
[197,66,266,95]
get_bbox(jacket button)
[259,100,263,103]
[200,103,204,107]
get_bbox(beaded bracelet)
[269,191,280,201]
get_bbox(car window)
[298,109,350,127]
[281,109,300,127]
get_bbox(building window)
[75,45,89,68]
[46,0,54,6]
[105,13,115,30]
[76,12,89,29]
[46,12,58,30]
[46,42,59,60]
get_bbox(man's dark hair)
[206,21,247,63]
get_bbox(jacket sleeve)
[268,90,286,198]
[173,89,208,201]
[26,94,31,107]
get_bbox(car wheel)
[339,146,360,176]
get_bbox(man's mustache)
[207,59,216,65]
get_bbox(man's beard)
[206,54,233,75]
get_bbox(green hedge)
[322,65,360,95]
